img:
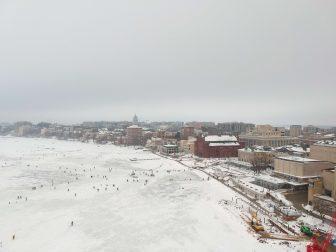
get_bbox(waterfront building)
[274,156,333,182]
[126,125,143,146]
[195,135,244,158]
[179,137,196,154]
[160,144,179,155]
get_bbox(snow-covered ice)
[0,137,302,251]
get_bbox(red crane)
[307,212,336,252]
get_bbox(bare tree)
[251,154,269,174]
[314,199,329,222]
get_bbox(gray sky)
[0,0,335,125]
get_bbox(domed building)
[132,114,139,124]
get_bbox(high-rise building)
[217,122,255,135]
[303,125,319,134]
[126,125,142,145]
[290,125,302,137]
[181,126,194,140]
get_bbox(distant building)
[186,121,215,130]
[303,125,319,134]
[160,144,179,155]
[156,130,166,139]
[132,114,139,124]
[274,156,333,182]
[239,125,298,147]
[299,132,334,146]
[180,137,197,154]
[181,126,194,140]
[274,127,287,137]
[201,125,219,135]
[40,127,49,137]
[126,125,142,146]
[310,140,336,164]
[195,135,244,158]
[164,131,178,140]
[146,137,164,151]
[16,125,33,137]
[217,122,255,135]
[290,125,302,137]
[238,147,273,167]
[239,135,298,147]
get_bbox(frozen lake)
[0,137,299,252]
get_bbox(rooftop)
[209,142,240,147]
[255,174,286,185]
[314,194,336,203]
[163,144,178,148]
[239,146,272,152]
[204,135,237,142]
[276,156,319,162]
[255,174,306,186]
[239,134,297,140]
[314,140,336,147]
[275,145,308,153]
[274,170,321,179]
[127,125,142,129]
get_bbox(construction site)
[178,156,336,252]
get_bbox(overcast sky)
[0,0,335,125]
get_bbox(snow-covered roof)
[277,156,319,162]
[315,140,336,147]
[239,146,272,152]
[288,146,306,153]
[163,144,178,148]
[209,142,240,147]
[204,135,237,142]
[315,194,336,202]
[127,125,142,129]
[255,175,287,185]
[275,145,307,153]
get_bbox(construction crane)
[307,212,336,252]
[250,211,264,232]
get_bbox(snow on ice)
[0,137,302,251]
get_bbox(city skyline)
[1,116,336,128]
[1,117,336,130]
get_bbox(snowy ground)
[0,137,303,252]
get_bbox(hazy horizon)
[1,118,335,129]
[1,0,335,125]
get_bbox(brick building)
[126,125,143,146]
[194,135,244,158]
[181,126,194,140]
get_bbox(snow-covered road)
[0,137,302,252]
